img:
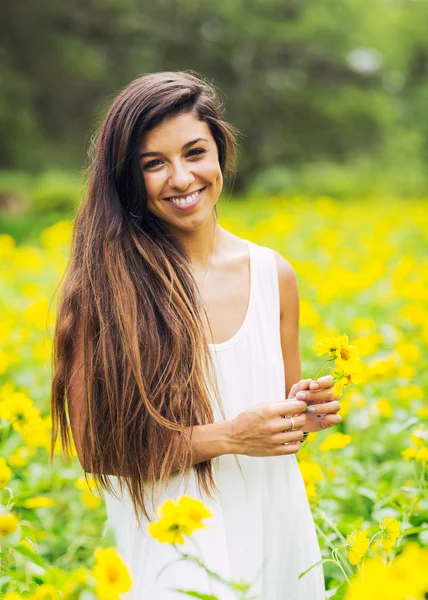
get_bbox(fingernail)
[307,407,315,413]
[310,382,319,389]
[296,392,306,399]
[316,414,323,418]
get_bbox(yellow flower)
[0,392,41,436]
[375,398,393,419]
[397,364,415,380]
[5,593,24,600]
[92,547,133,599]
[298,460,324,504]
[8,446,36,467]
[353,333,383,357]
[23,496,55,509]
[313,333,355,360]
[82,491,102,509]
[411,428,426,447]
[401,447,417,460]
[416,407,428,419]
[0,457,12,487]
[32,583,60,600]
[398,384,424,401]
[345,529,370,565]
[0,512,19,536]
[345,542,428,600]
[379,516,401,551]
[313,334,344,357]
[319,432,352,452]
[334,355,364,383]
[148,496,212,545]
[40,220,73,250]
[75,476,97,491]
[395,342,420,362]
[415,446,428,464]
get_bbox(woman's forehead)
[140,114,212,152]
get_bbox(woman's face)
[139,112,223,233]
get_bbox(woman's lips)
[163,187,206,211]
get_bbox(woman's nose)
[168,161,194,189]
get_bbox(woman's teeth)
[168,188,203,205]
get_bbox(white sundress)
[103,239,325,600]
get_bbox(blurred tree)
[1,0,428,192]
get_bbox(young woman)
[51,71,342,599]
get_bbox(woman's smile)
[163,186,207,210]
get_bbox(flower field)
[0,195,427,599]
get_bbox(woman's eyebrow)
[139,137,209,159]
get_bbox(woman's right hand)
[229,400,307,457]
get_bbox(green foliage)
[1,0,428,194]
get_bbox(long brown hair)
[50,70,241,524]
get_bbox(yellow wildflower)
[379,516,401,551]
[0,457,12,487]
[0,512,19,536]
[319,432,352,452]
[313,333,358,361]
[331,376,349,398]
[32,583,60,600]
[397,364,415,380]
[411,428,426,447]
[23,496,55,509]
[398,384,424,401]
[345,542,428,600]
[375,398,393,419]
[395,342,420,362]
[148,495,212,545]
[8,446,36,467]
[0,392,41,436]
[92,547,133,599]
[415,446,428,464]
[298,460,324,504]
[82,491,102,509]
[401,447,417,460]
[416,407,428,419]
[353,333,383,357]
[345,529,370,565]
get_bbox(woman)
[51,71,342,599]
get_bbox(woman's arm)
[273,251,302,398]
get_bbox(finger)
[306,401,341,415]
[272,414,306,432]
[314,414,343,429]
[296,389,338,403]
[276,441,301,456]
[288,379,312,399]
[308,375,334,391]
[274,429,305,444]
[277,400,308,416]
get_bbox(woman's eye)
[188,148,206,157]
[143,148,206,170]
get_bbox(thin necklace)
[192,226,217,313]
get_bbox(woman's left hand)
[289,375,343,433]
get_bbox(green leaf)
[171,590,219,599]
[14,544,51,571]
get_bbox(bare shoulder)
[272,250,299,318]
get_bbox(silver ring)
[284,416,296,431]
